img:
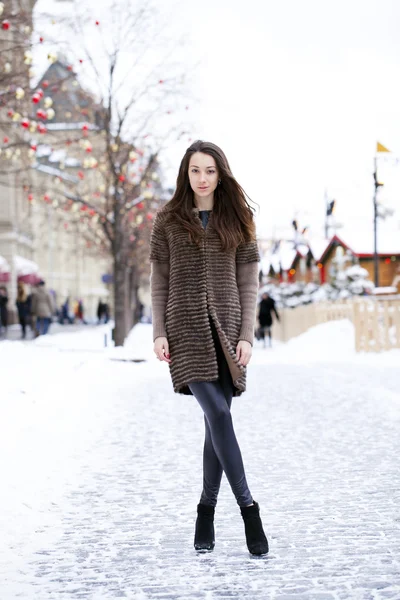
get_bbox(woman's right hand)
[154,336,171,364]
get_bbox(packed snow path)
[1,323,399,599]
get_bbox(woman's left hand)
[236,340,252,367]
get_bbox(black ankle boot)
[240,501,269,555]
[194,503,215,551]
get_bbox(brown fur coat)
[150,207,260,396]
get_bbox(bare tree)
[29,0,191,344]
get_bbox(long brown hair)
[17,282,27,302]
[164,140,258,251]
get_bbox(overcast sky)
[38,0,400,241]
[162,0,400,241]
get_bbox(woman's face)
[188,152,219,198]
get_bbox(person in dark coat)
[0,285,8,337]
[59,298,74,324]
[16,282,32,339]
[258,292,280,347]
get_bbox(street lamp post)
[373,157,384,287]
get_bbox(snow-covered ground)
[1,321,399,599]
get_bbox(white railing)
[269,297,400,352]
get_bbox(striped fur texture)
[149,207,260,397]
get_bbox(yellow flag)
[377,142,391,153]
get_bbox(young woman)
[150,140,268,556]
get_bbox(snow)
[307,237,330,262]
[33,162,79,183]
[0,255,10,273]
[14,254,40,276]
[373,286,398,295]
[253,319,400,366]
[1,321,400,598]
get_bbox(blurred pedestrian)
[97,299,104,324]
[76,299,86,324]
[257,292,280,347]
[59,297,74,324]
[150,140,268,556]
[0,285,8,338]
[16,281,31,339]
[103,302,110,323]
[31,280,54,336]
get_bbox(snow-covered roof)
[260,241,297,273]
[296,244,309,257]
[46,122,99,132]
[36,146,81,168]
[32,163,79,183]
[308,237,330,262]
[14,255,39,276]
[326,228,400,257]
[259,255,271,275]
[0,255,10,273]
[279,241,297,270]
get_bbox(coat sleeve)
[149,212,170,340]
[235,239,260,263]
[236,262,259,345]
[150,262,170,341]
[149,212,169,263]
[235,238,260,344]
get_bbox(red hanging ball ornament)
[95,20,100,25]
[79,59,83,64]
[146,212,153,221]
[137,202,144,210]
[2,21,10,30]
[7,110,14,118]
[85,146,92,153]
[37,123,47,134]
[78,171,84,179]
[43,194,50,203]
[3,137,9,144]
[67,65,73,72]
[21,119,30,129]
[30,143,37,151]
[82,123,89,131]
[32,94,41,104]
[158,79,164,84]
[80,205,87,212]
[40,37,44,43]
[119,175,126,182]
[28,194,34,202]
[42,80,49,88]
[36,109,47,120]
[37,89,44,98]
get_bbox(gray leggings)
[188,319,253,507]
